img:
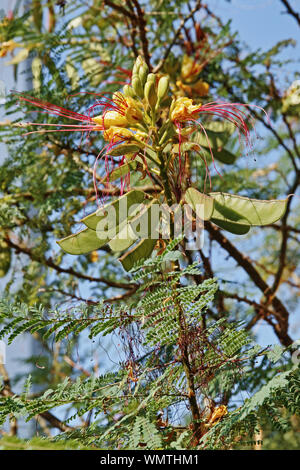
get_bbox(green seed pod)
[144,80,157,109]
[123,84,136,98]
[157,76,169,102]
[131,74,144,98]
[139,63,149,87]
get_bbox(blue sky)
[212,0,299,74]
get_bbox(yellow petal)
[103,126,134,142]
[170,97,200,121]
[192,80,209,97]
[93,111,128,128]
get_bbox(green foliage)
[0,436,94,450]
[0,0,299,451]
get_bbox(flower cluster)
[17,55,258,201]
[176,55,210,98]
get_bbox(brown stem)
[0,363,73,433]
[4,235,135,290]
[280,0,300,26]
[205,221,293,347]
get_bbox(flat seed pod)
[119,238,157,271]
[57,227,108,255]
[185,188,214,221]
[210,192,287,226]
[81,190,147,230]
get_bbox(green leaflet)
[195,128,231,149]
[185,187,214,220]
[119,238,157,271]
[57,227,108,255]
[210,147,236,164]
[81,190,147,230]
[168,142,199,154]
[204,121,235,135]
[209,192,287,226]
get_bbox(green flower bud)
[131,74,144,98]
[147,73,156,84]
[132,55,143,75]
[139,63,149,87]
[157,76,169,102]
[123,84,136,98]
[144,80,157,109]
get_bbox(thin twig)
[153,0,202,73]
[280,0,300,26]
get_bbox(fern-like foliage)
[0,242,274,449]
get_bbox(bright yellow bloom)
[124,96,144,125]
[103,126,134,142]
[192,79,210,97]
[176,78,209,98]
[170,97,200,122]
[93,94,143,129]
[93,111,128,128]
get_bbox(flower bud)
[144,80,157,109]
[131,74,144,98]
[132,55,143,75]
[123,84,136,98]
[157,76,169,102]
[139,63,149,87]
[147,73,156,83]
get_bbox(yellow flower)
[176,79,209,98]
[93,111,128,128]
[124,96,143,125]
[208,405,228,426]
[170,97,200,122]
[103,126,134,142]
[176,80,193,96]
[90,251,99,263]
[192,79,209,97]
[0,39,19,58]
[181,54,203,83]
[93,94,143,129]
